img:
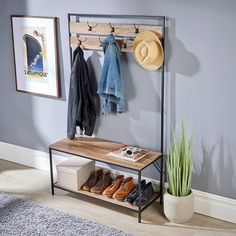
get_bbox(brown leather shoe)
[81,169,103,191]
[113,177,135,201]
[90,171,112,194]
[103,175,124,198]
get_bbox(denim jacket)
[98,34,125,115]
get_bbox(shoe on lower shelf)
[133,182,154,206]
[125,179,146,204]
[103,175,124,198]
[90,171,112,194]
[81,169,103,191]
[112,177,135,201]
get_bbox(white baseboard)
[0,141,235,224]
[192,189,236,224]
[0,141,67,172]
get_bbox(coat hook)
[76,36,82,45]
[134,24,139,34]
[87,22,97,32]
[123,39,127,49]
[87,21,92,31]
[98,37,103,47]
[109,22,115,33]
[76,36,87,46]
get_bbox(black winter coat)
[67,46,97,139]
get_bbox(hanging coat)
[67,46,97,139]
[98,34,125,115]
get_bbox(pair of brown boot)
[82,169,112,194]
[103,175,135,201]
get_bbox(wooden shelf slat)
[70,36,133,52]
[50,137,162,171]
[70,22,163,38]
[54,183,160,211]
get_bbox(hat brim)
[133,31,164,70]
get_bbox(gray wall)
[0,0,236,199]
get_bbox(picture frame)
[11,15,60,98]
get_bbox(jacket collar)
[103,34,116,44]
[73,45,84,61]
[102,34,120,53]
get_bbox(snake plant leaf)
[167,123,193,197]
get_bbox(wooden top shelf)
[50,137,162,171]
[69,22,163,38]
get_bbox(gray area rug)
[0,192,131,236]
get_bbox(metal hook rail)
[68,14,164,53]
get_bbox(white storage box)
[56,157,95,191]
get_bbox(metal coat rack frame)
[57,13,165,223]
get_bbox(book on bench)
[107,145,150,162]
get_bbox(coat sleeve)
[67,53,79,139]
[81,59,97,136]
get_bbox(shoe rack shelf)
[54,182,160,211]
[49,136,162,222]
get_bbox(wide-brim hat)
[133,31,164,70]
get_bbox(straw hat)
[133,31,164,70]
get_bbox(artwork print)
[11,16,60,97]
[23,26,48,82]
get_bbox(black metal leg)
[49,148,54,195]
[138,170,141,223]
[153,161,161,172]
[160,17,165,205]
[160,155,164,204]
[153,159,164,204]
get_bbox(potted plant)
[164,123,194,223]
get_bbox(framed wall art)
[11,16,60,98]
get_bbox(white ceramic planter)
[164,190,194,223]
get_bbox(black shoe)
[133,182,154,206]
[125,180,146,204]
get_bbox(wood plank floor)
[0,159,235,236]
